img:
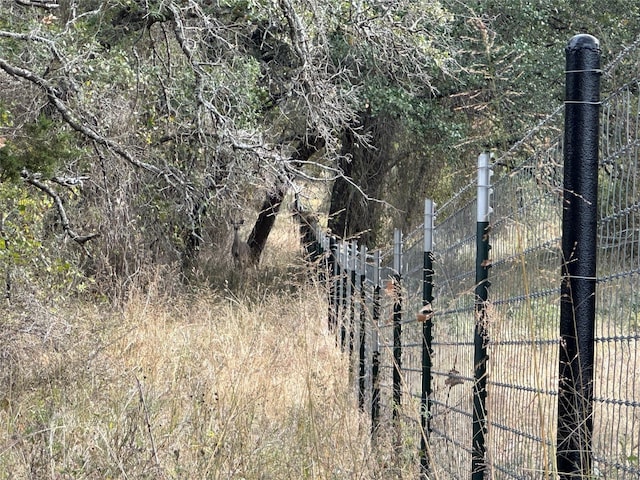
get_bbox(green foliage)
[0,114,81,182]
[0,182,89,300]
[0,183,46,266]
[445,0,640,147]
[363,82,466,143]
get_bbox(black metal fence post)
[349,241,357,360]
[316,226,326,285]
[420,199,435,477]
[473,153,493,480]
[328,236,338,333]
[358,244,367,412]
[371,251,381,436]
[557,33,600,479]
[340,241,348,351]
[392,228,403,424]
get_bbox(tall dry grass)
[0,279,392,479]
[0,215,398,479]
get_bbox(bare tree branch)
[168,3,226,126]
[15,0,59,9]
[21,171,100,248]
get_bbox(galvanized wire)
[483,143,563,478]
[593,65,640,479]
[316,33,640,480]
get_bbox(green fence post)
[472,152,493,480]
[420,199,435,478]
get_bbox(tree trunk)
[247,184,287,264]
[247,137,324,264]
[181,201,206,278]
[328,111,396,246]
[293,192,319,262]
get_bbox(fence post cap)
[567,34,600,51]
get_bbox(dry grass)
[0,278,394,479]
[0,214,399,479]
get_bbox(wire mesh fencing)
[592,38,640,478]
[310,33,640,479]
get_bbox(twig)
[135,375,162,472]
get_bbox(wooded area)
[1,0,639,300]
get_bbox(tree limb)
[15,0,60,9]
[22,171,100,248]
[0,214,11,303]
[0,57,187,187]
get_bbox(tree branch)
[168,3,226,126]
[0,57,188,187]
[278,0,311,68]
[15,0,60,9]
[22,171,100,247]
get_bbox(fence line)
[310,33,640,479]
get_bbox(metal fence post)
[420,199,435,477]
[473,152,493,480]
[337,240,345,346]
[392,228,403,424]
[349,240,358,360]
[371,251,381,436]
[341,241,349,351]
[329,236,338,333]
[316,228,328,297]
[557,33,600,479]
[359,244,367,412]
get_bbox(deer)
[231,219,251,269]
